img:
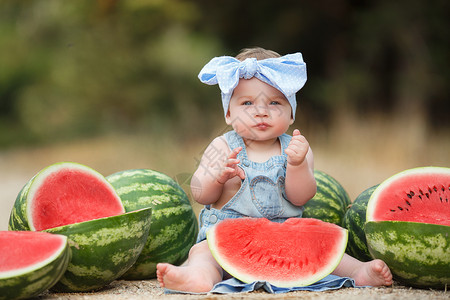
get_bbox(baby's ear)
[289,115,294,125]
[225,110,232,125]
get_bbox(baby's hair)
[235,47,281,61]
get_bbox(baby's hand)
[285,129,309,166]
[216,147,245,184]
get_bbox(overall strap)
[279,133,292,157]
[223,131,248,160]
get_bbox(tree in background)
[0,0,448,146]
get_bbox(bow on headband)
[198,53,307,119]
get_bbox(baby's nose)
[254,105,269,117]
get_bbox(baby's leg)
[332,253,393,287]
[156,240,223,293]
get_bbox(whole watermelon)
[342,185,378,261]
[107,169,199,279]
[302,170,351,226]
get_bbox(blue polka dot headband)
[198,53,307,120]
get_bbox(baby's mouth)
[254,122,271,130]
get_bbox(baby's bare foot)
[156,263,215,293]
[352,259,393,287]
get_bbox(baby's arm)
[284,129,316,206]
[190,137,245,205]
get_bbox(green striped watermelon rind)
[342,185,378,262]
[365,220,450,289]
[8,161,124,232]
[0,233,70,300]
[8,178,33,231]
[106,169,198,280]
[302,170,351,226]
[43,207,152,292]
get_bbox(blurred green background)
[0,0,449,229]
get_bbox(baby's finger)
[217,167,236,184]
[285,147,307,166]
[224,158,240,167]
[291,134,309,146]
[237,166,246,180]
[288,139,309,151]
[228,147,242,159]
[284,147,295,157]
[293,129,301,136]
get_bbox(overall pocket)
[250,176,285,218]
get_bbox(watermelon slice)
[207,218,348,287]
[9,162,125,231]
[0,231,70,299]
[366,166,450,225]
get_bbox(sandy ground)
[38,279,448,300]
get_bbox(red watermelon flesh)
[366,167,450,226]
[0,231,66,274]
[27,163,125,231]
[207,218,347,287]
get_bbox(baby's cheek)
[232,124,250,137]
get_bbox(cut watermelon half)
[0,231,70,299]
[10,162,125,231]
[43,207,152,292]
[366,166,450,226]
[207,218,347,287]
[364,166,450,288]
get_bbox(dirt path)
[39,279,448,300]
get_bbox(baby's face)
[226,78,294,141]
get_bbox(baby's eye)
[270,101,280,105]
[242,101,253,106]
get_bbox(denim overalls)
[196,130,304,242]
